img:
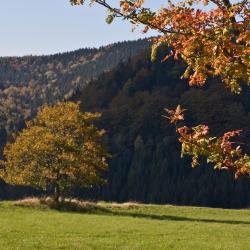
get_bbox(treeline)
[0,39,150,136]
[71,49,250,208]
[1,42,250,208]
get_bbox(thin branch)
[92,0,188,35]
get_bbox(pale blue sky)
[0,0,166,56]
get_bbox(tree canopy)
[0,102,108,201]
[70,0,250,179]
[70,0,249,93]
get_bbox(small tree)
[0,102,109,202]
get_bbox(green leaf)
[106,15,114,24]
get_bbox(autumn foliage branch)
[165,105,250,179]
[70,0,250,93]
[69,0,250,179]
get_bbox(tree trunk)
[54,183,60,204]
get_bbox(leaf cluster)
[165,106,250,179]
[71,0,250,93]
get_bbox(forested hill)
[72,49,250,209]
[0,39,150,137]
[1,41,250,208]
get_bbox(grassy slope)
[0,201,249,250]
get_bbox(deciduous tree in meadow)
[0,102,108,202]
[70,0,250,178]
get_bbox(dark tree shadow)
[106,210,250,225]
[13,198,250,225]
[50,201,250,226]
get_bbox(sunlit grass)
[0,199,249,249]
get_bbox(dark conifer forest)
[72,49,250,208]
[1,41,250,208]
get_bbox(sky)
[0,0,166,57]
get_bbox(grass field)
[0,200,249,250]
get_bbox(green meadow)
[0,200,249,250]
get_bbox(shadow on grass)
[108,210,250,225]
[14,198,250,225]
[53,201,250,226]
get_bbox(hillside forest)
[0,39,149,138]
[0,41,250,208]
